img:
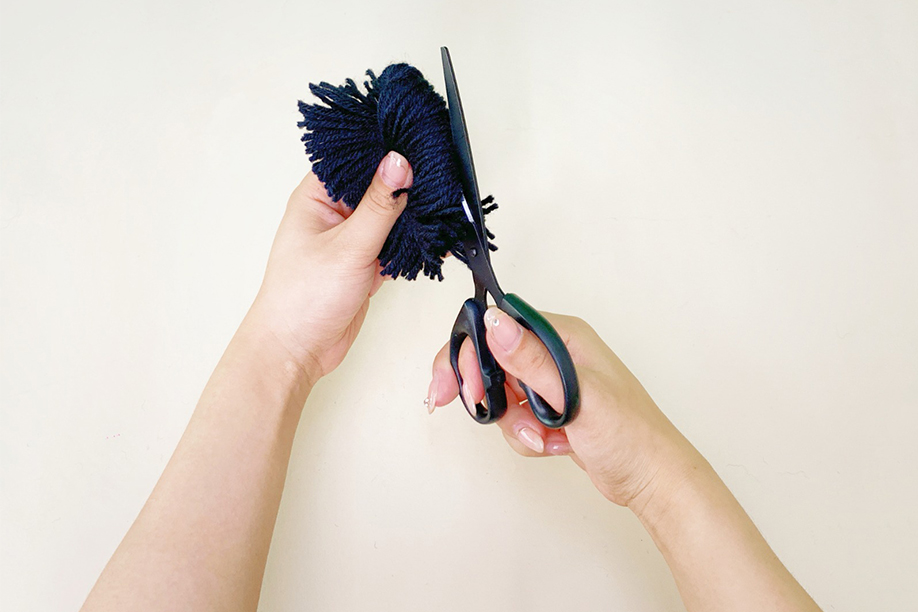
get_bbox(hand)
[248,151,413,385]
[428,308,698,508]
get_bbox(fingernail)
[425,373,439,414]
[546,441,570,456]
[461,382,476,414]
[379,151,410,189]
[485,307,522,352]
[517,427,544,453]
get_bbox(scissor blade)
[441,46,486,234]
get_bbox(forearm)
[633,442,821,612]
[82,310,313,612]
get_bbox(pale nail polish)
[380,151,410,189]
[517,427,544,453]
[546,441,570,456]
[425,373,439,414]
[486,307,522,352]
[461,382,476,415]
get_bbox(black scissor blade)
[441,46,486,234]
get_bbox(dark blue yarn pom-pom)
[298,63,495,281]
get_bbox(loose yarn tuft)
[298,63,496,281]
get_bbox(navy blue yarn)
[298,63,496,281]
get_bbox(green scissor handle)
[497,293,580,429]
[448,293,580,429]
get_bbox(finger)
[368,261,400,298]
[426,336,485,414]
[457,337,485,409]
[544,429,573,456]
[495,399,550,454]
[286,173,353,231]
[342,296,371,349]
[288,172,335,207]
[503,372,526,404]
[427,341,459,413]
[493,393,571,456]
[497,423,571,457]
[501,429,542,457]
[483,307,565,411]
[369,263,386,297]
[337,151,413,262]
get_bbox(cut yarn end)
[298,63,495,281]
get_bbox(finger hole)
[431,342,459,407]
[504,374,526,404]
[457,337,486,416]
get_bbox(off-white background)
[2,1,916,610]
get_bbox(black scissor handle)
[449,299,508,424]
[497,293,580,429]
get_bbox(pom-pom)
[298,63,495,281]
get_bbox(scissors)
[441,46,580,429]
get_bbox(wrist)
[230,310,319,408]
[627,434,716,532]
[242,298,325,389]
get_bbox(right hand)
[428,307,699,509]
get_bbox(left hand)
[247,151,413,384]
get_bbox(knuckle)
[522,339,552,373]
[557,313,587,331]
[570,316,596,338]
[304,174,330,200]
[363,184,398,214]
[554,314,596,347]
[291,173,329,206]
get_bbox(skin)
[430,309,822,611]
[80,151,822,612]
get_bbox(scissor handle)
[497,293,580,429]
[449,299,508,424]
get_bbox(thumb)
[340,151,413,261]
[483,307,566,410]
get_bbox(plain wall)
[2,1,916,610]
